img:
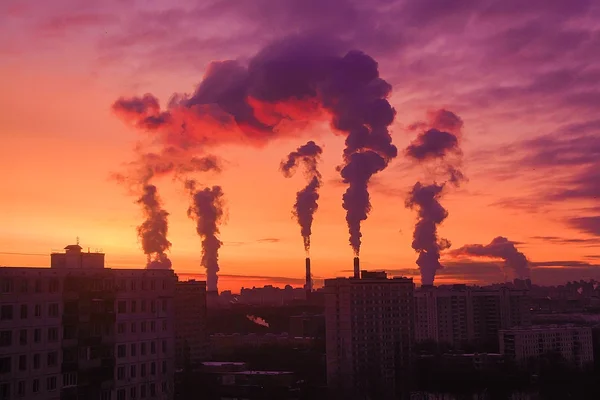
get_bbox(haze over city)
[1,0,599,292]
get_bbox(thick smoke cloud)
[136,185,172,269]
[451,236,531,279]
[405,109,465,285]
[405,182,451,285]
[280,141,323,254]
[186,180,225,292]
[113,35,398,256]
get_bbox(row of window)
[0,303,59,321]
[116,361,168,380]
[116,340,168,358]
[116,382,169,400]
[117,299,168,314]
[0,373,76,398]
[0,327,60,347]
[0,278,60,295]
[0,351,59,374]
[117,320,168,335]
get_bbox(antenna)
[76,236,80,246]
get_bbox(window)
[0,357,11,373]
[142,281,147,290]
[117,366,125,380]
[0,331,12,347]
[150,362,156,375]
[162,340,167,353]
[49,279,59,293]
[18,355,26,370]
[141,384,147,398]
[0,305,13,321]
[131,322,136,333]
[19,330,27,346]
[34,329,41,343]
[117,345,126,358]
[117,389,126,400]
[130,364,136,378]
[150,280,156,290]
[19,279,28,293]
[47,352,58,367]
[162,280,166,290]
[48,328,58,342]
[150,384,156,396]
[162,299,167,312]
[33,354,40,369]
[46,376,57,391]
[101,390,112,400]
[0,278,12,293]
[19,305,27,319]
[141,300,146,312]
[32,379,39,393]
[141,322,147,333]
[161,382,167,393]
[141,363,146,377]
[34,304,41,318]
[63,372,77,387]
[130,387,137,399]
[131,301,137,313]
[117,323,125,334]
[117,301,126,314]
[48,304,59,317]
[150,321,156,332]
[151,300,156,313]
[162,360,167,374]
[34,279,42,293]
[17,380,25,397]
[130,281,136,291]
[141,342,146,356]
[150,341,156,354]
[162,320,167,331]
[131,343,137,357]
[0,383,9,400]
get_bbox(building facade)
[499,325,594,368]
[174,280,208,369]
[0,244,177,400]
[415,285,531,350]
[324,271,414,400]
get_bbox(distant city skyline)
[1,0,599,291]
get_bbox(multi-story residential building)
[324,270,414,400]
[174,280,208,369]
[415,285,531,350]
[0,244,177,400]
[499,325,594,368]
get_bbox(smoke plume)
[280,141,323,254]
[136,185,172,269]
[405,183,451,285]
[186,180,225,292]
[112,35,399,256]
[451,236,531,279]
[246,315,270,328]
[405,109,465,285]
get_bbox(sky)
[1,0,599,291]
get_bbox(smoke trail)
[112,36,399,256]
[405,109,465,284]
[405,183,451,285]
[280,141,323,254]
[451,236,531,279]
[186,180,225,292]
[136,185,172,269]
[246,315,270,328]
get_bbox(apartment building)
[499,325,594,368]
[174,280,208,369]
[324,270,414,400]
[415,285,531,350]
[0,244,177,400]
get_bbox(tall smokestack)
[305,257,312,298]
[353,257,360,279]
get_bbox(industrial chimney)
[305,257,312,299]
[353,257,360,279]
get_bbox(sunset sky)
[1,0,599,291]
